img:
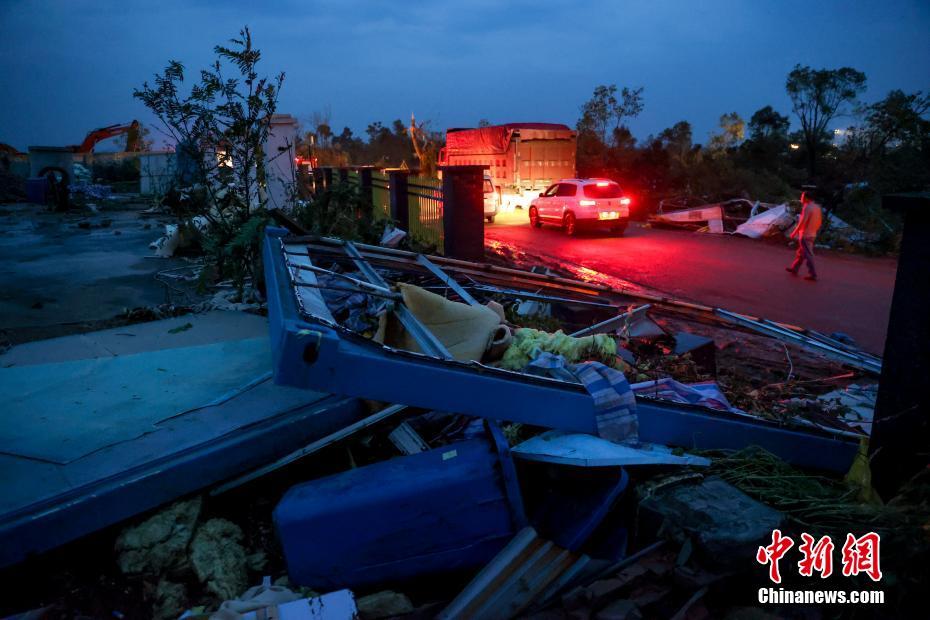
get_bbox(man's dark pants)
[788,238,817,277]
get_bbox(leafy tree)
[748,106,790,141]
[135,27,284,293]
[577,84,644,146]
[741,106,791,172]
[860,89,930,155]
[785,64,866,175]
[708,112,745,155]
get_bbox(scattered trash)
[70,182,113,201]
[207,577,301,619]
[378,282,502,362]
[733,203,793,238]
[379,226,406,248]
[651,197,793,238]
[512,431,711,468]
[150,215,210,257]
[387,420,430,454]
[817,383,877,432]
[184,585,358,620]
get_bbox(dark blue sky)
[1,0,928,151]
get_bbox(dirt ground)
[0,201,205,346]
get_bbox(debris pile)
[2,228,916,620]
[650,196,794,238]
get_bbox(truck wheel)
[529,207,542,228]
[486,215,495,223]
[611,222,627,236]
[563,212,577,236]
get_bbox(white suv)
[528,179,631,235]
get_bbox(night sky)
[1,0,928,151]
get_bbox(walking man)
[786,189,823,281]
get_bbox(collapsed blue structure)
[262,227,859,473]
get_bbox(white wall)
[263,114,298,210]
[139,151,177,195]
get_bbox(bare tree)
[408,113,439,176]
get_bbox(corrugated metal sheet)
[438,527,585,619]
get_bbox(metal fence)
[407,175,444,252]
[371,171,390,220]
[316,167,446,253]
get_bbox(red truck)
[439,123,577,212]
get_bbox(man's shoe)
[785,267,797,275]
[804,275,817,281]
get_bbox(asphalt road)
[486,210,898,354]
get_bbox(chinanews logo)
[754,530,885,605]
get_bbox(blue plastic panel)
[274,422,526,589]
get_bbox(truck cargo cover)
[445,123,575,155]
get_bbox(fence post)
[870,192,930,498]
[338,167,349,184]
[441,165,485,261]
[359,167,374,210]
[322,167,334,189]
[388,170,410,229]
[312,168,324,194]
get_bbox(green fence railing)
[371,171,390,220]
[407,175,443,252]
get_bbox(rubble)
[638,476,784,566]
[189,518,251,600]
[115,497,202,575]
[153,578,188,620]
[650,197,792,237]
[2,219,916,619]
[356,590,415,619]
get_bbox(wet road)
[0,203,195,343]
[485,211,898,354]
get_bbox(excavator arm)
[76,120,141,153]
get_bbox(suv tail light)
[620,197,631,206]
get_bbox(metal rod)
[293,281,401,301]
[470,283,616,309]
[344,241,453,360]
[416,254,480,306]
[290,263,396,297]
[212,404,409,495]
[716,309,881,374]
[569,304,652,337]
